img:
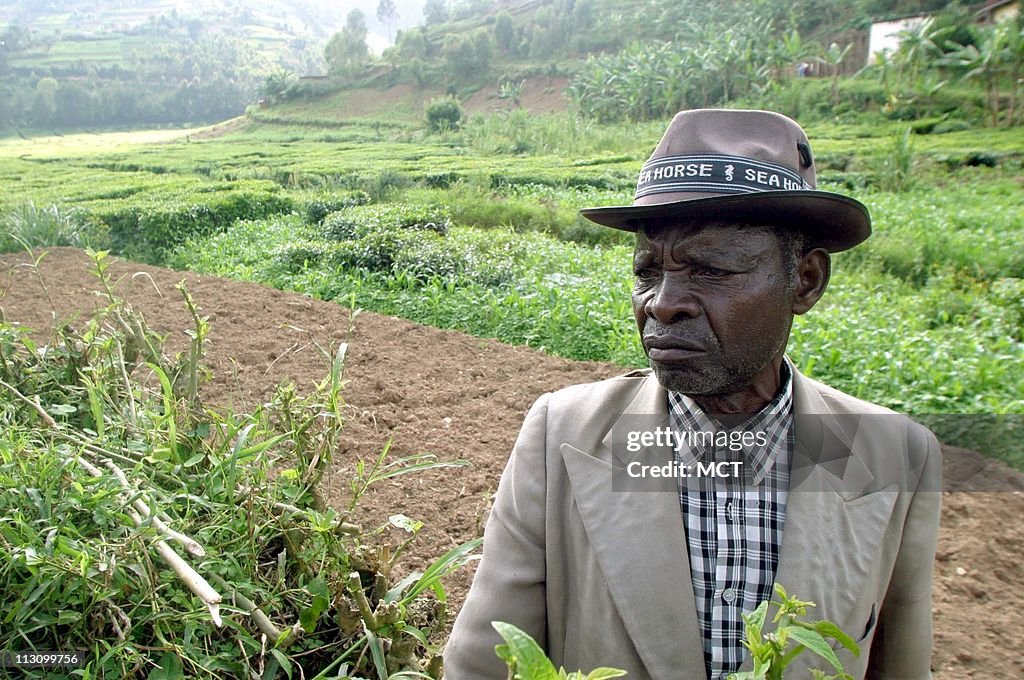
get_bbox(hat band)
[635,154,812,200]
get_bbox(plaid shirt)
[668,361,794,680]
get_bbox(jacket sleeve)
[443,394,550,679]
[866,427,942,679]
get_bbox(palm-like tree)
[893,18,951,95]
[1001,19,1024,126]
[942,24,1011,127]
[818,42,852,108]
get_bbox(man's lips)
[643,336,707,361]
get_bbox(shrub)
[304,190,371,225]
[931,119,972,134]
[321,212,368,241]
[282,206,516,287]
[425,96,464,133]
[329,227,411,273]
[98,185,296,264]
[272,239,340,270]
[322,204,451,242]
[391,233,464,280]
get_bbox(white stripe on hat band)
[640,153,805,184]
[634,153,812,199]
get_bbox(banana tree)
[818,42,852,108]
[942,24,1009,127]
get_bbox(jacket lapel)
[561,373,707,676]
[760,370,897,650]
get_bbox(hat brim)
[579,190,871,253]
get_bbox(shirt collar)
[667,359,793,485]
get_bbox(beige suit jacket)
[444,367,941,679]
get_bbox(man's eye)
[697,267,731,278]
[635,268,660,280]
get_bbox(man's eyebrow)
[669,242,767,265]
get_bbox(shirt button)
[725,500,735,522]
[722,588,736,603]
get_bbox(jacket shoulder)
[798,372,899,416]
[545,368,654,409]
[796,371,941,476]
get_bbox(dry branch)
[70,453,223,626]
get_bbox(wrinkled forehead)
[634,221,781,258]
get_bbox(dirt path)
[1,248,1021,677]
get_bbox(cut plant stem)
[209,572,299,646]
[70,453,223,625]
[347,571,379,629]
[102,460,206,557]
[0,378,58,428]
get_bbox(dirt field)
[1,248,1021,677]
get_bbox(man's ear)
[792,248,830,315]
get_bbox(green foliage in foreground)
[492,621,625,680]
[0,250,478,678]
[492,583,861,680]
[731,584,859,680]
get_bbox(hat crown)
[636,109,817,206]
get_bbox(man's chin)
[649,361,729,396]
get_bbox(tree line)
[312,0,1022,129]
[0,8,319,130]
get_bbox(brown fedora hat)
[579,109,870,252]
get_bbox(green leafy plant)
[0,201,96,253]
[729,584,859,680]
[492,621,626,680]
[425,96,464,133]
[871,126,916,193]
[0,249,479,678]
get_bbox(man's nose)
[644,277,701,324]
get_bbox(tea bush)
[321,203,451,241]
[274,204,515,286]
[96,183,295,263]
[304,189,371,225]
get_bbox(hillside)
[0,0,426,129]
[2,0,996,131]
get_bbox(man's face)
[631,222,796,402]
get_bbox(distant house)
[975,0,1020,25]
[866,13,929,66]
[865,1,1020,66]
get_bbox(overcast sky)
[338,0,426,53]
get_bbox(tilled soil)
[1,248,1021,677]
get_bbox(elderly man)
[445,109,941,679]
